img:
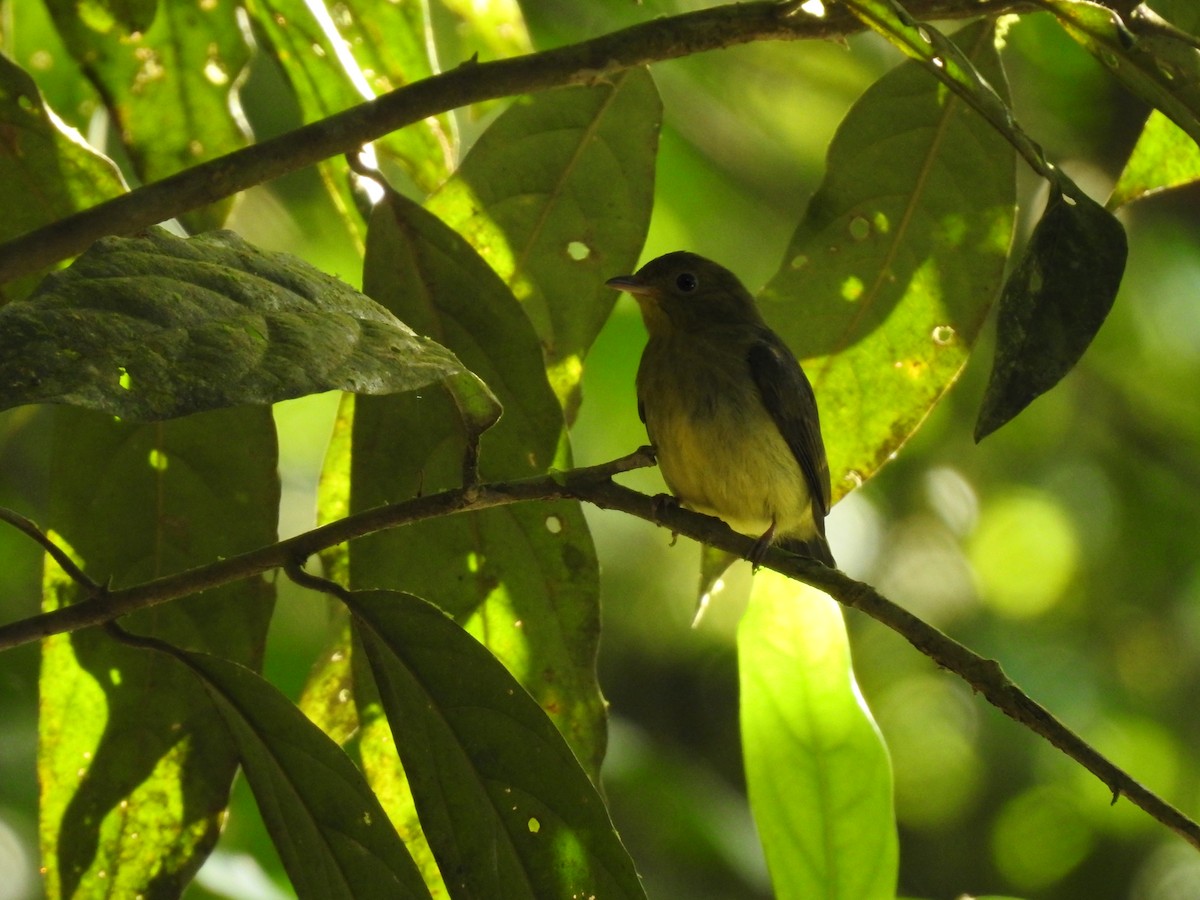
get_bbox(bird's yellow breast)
[637,332,817,540]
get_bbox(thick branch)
[0,0,1024,285]
[0,447,1197,851]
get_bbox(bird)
[606,251,835,568]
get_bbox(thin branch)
[0,447,1196,850]
[0,0,1025,285]
[0,507,99,592]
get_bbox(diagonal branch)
[0,447,1197,851]
[0,0,1026,285]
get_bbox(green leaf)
[43,0,250,231]
[1109,110,1200,208]
[760,20,1015,495]
[0,53,125,301]
[975,188,1127,441]
[349,588,646,900]
[1040,0,1200,149]
[427,68,660,410]
[351,191,606,777]
[739,573,897,900]
[0,227,494,423]
[39,406,278,899]
[136,638,432,900]
[840,2,1054,181]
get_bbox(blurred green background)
[2,1,1199,898]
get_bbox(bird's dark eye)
[676,272,698,292]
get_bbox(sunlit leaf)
[975,188,1127,441]
[0,53,125,302]
[0,228,493,422]
[139,639,432,899]
[739,573,897,900]
[43,0,250,231]
[761,20,1015,496]
[1109,110,1200,208]
[39,406,277,898]
[351,191,605,776]
[427,69,660,410]
[349,588,646,900]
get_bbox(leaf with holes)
[760,20,1015,498]
[427,69,660,410]
[974,188,1127,440]
[44,0,250,231]
[0,227,498,425]
[349,588,645,900]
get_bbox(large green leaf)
[975,188,1127,440]
[426,68,660,409]
[0,53,125,302]
[134,638,432,900]
[349,588,646,900]
[0,228,493,423]
[739,573,897,900]
[351,191,605,775]
[1109,110,1200,208]
[39,406,278,898]
[760,20,1016,495]
[43,0,250,232]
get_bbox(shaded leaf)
[43,0,250,231]
[0,53,125,302]
[739,573,897,900]
[975,188,1127,441]
[1109,109,1200,208]
[349,588,646,900]
[427,69,660,409]
[351,192,606,777]
[138,638,432,900]
[761,20,1015,496]
[1040,0,1200,149]
[0,227,495,423]
[39,407,277,899]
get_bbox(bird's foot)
[748,521,778,572]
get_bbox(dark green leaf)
[137,639,432,900]
[427,69,660,410]
[349,588,646,900]
[44,0,250,231]
[350,192,606,776]
[0,53,125,301]
[39,407,277,898]
[739,574,897,900]
[761,20,1015,496]
[975,189,1127,440]
[0,228,495,423]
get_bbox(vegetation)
[1,0,1199,897]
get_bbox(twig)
[0,507,99,592]
[0,0,1026,285]
[0,447,1196,850]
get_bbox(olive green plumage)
[607,251,835,567]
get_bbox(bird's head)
[606,251,762,336]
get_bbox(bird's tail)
[778,532,836,568]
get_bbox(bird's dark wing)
[747,334,831,519]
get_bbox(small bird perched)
[606,251,835,568]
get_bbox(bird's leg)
[748,518,778,571]
[650,492,682,547]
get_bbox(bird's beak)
[605,274,656,297]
